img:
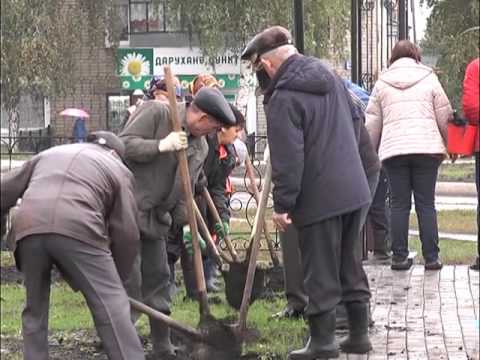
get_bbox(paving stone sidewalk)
[339,265,479,360]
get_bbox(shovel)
[235,155,272,335]
[193,200,230,265]
[164,66,242,357]
[222,155,272,311]
[244,153,280,267]
[165,65,209,317]
[202,187,240,263]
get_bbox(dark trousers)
[298,209,371,317]
[368,168,390,253]
[383,154,442,262]
[279,225,308,311]
[17,234,144,360]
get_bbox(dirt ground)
[0,332,275,360]
[0,263,283,360]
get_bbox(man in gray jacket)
[120,87,235,358]
[0,131,144,360]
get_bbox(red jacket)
[462,58,479,152]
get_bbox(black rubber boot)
[287,310,339,360]
[335,302,348,329]
[150,320,177,359]
[340,302,372,354]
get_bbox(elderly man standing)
[120,87,235,359]
[0,132,144,360]
[242,26,373,359]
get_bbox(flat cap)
[241,26,293,62]
[87,131,125,161]
[193,87,235,126]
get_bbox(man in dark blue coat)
[242,26,373,359]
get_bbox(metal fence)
[0,131,281,255]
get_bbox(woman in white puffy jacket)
[365,40,453,271]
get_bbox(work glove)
[214,221,230,241]
[183,225,206,256]
[158,131,188,152]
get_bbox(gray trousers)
[298,208,371,317]
[17,234,144,360]
[279,225,308,311]
[124,209,172,354]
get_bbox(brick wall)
[50,33,121,136]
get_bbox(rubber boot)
[180,252,198,300]
[288,310,339,360]
[340,301,372,354]
[335,302,348,329]
[150,320,177,359]
[204,257,220,293]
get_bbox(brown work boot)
[287,310,339,360]
[340,301,372,354]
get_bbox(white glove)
[158,131,188,152]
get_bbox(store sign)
[116,47,240,90]
[117,48,154,90]
[153,47,240,75]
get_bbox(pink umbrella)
[59,108,90,118]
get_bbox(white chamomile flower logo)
[120,52,150,81]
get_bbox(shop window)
[118,4,129,41]
[106,95,130,133]
[129,0,184,33]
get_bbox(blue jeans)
[383,154,442,263]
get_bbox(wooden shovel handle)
[129,297,204,342]
[237,155,272,333]
[193,200,230,265]
[244,154,280,267]
[164,66,209,316]
[202,187,240,263]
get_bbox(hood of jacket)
[379,57,433,90]
[264,54,335,101]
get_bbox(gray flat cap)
[193,87,236,126]
[87,131,125,161]
[241,26,293,62]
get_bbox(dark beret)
[87,131,125,161]
[241,26,293,62]
[193,87,235,126]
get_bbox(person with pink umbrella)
[72,117,88,143]
[59,108,90,143]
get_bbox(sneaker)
[425,259,443,271]
[391,256,412,271]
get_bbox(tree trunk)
[7,107,20,153]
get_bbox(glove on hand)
[214,221,230,241]
[183,225,206,256]
[158,131,188,152]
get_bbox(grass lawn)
[1,233,477,358]
[0,281,305,357]
[231,209,478,236]
[410,209,477,235]
[438,161,475,182]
